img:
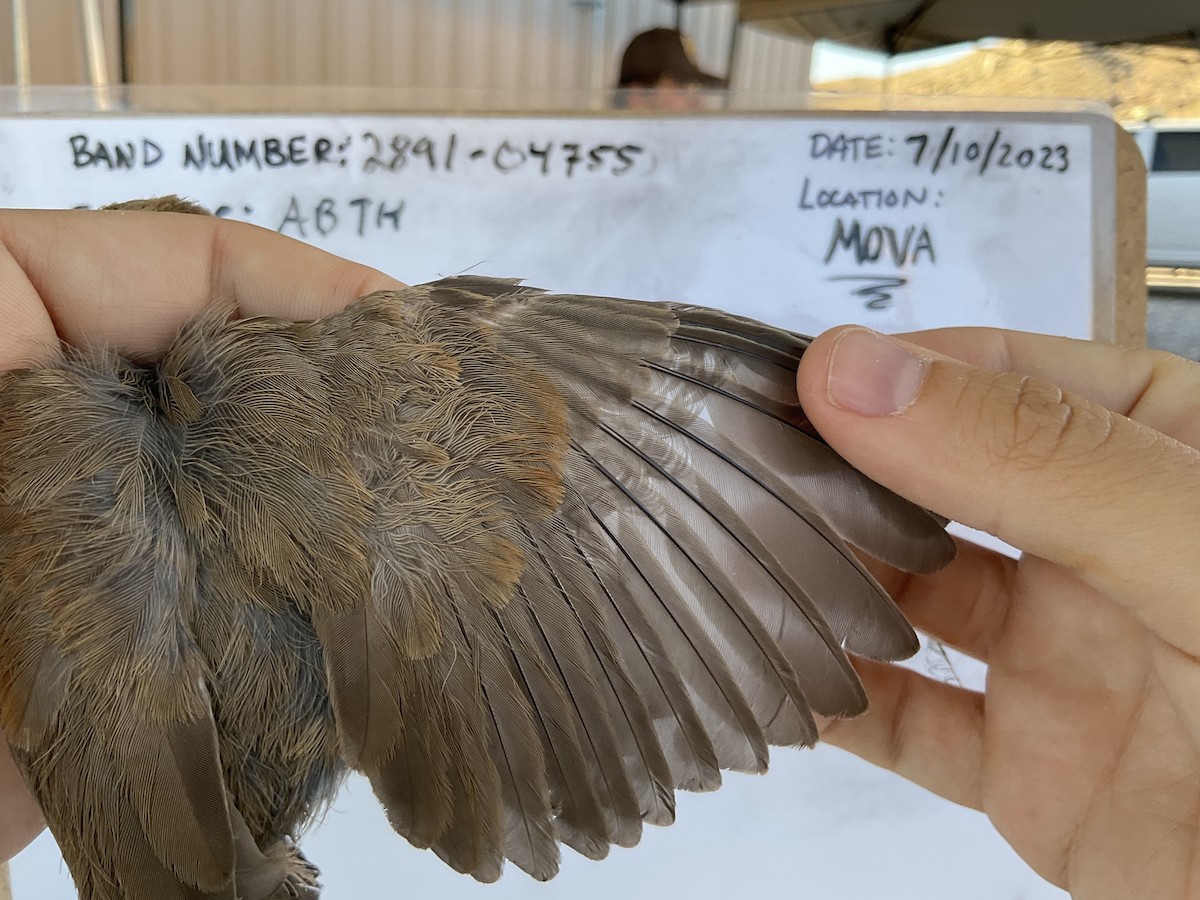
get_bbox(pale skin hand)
[802,326,1200,899]
[3,212,1199,900]
[0,207,404,862]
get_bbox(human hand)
[9,207,1189,898]
[1,735,42,862]
[801,326,1200,898]
[0,206,403,863]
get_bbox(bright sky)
[810,38,987,83]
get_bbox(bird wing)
[286,276,954,881]
[0,274,954,893]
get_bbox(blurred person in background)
[615,27,726,110]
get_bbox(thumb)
[796,326,1200,626]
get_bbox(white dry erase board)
[0,105,1141,343]
[5,102,1138,900]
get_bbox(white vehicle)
[1126,119,1200,268]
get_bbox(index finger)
[0,208,405,369]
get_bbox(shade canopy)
[735,0,1200,53]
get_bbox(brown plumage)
[0,202,954,899]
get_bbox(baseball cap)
[618,28,727,88]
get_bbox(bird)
[0,199,955,900]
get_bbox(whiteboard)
[1,107,1096,900]
[0,109,1116,339]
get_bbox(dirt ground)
[814,40,1200,122]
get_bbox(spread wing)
[293,276,954,881]
[0,274,954,894]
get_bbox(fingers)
[896,327,1200,448]
[0,208,405,369]
[875,538,1019,663]
[821,659,984,811]
[797,326,1200,652]
[0,740,43,862]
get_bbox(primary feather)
[0,273,954,898]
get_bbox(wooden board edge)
[1113,122,1147,347]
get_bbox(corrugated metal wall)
[0,1,810,98]
[0,1,120,84]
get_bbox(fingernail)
[826,328,929,416]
